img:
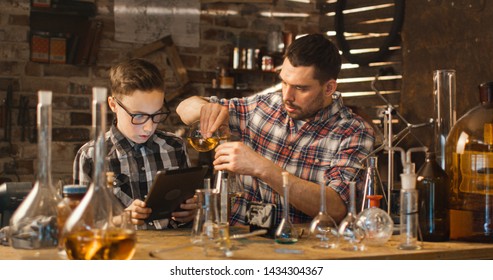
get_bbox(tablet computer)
[144,165,209,221]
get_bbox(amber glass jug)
[445,82,493,242]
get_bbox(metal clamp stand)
[369,71,433,215]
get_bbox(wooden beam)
[201,0,273,3]
[127,35,189,90]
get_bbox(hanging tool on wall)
[18,96,30,142]
[3,85,13,142]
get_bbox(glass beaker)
[308,182,339,249]
[9,90,62,250]
[275,172,298,244]
[63,87,136,260]
[190,188,231,256]
[338,182,365,251]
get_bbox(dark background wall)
[1,0,491,186]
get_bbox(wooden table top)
[1,226,493,260]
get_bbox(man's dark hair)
[284,33,342,84]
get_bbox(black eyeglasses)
[113,97,170,125]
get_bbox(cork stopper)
[367,195,383,208]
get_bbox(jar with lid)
[445,81,493,242]
[57,185,87,229]
[57,184,87,257]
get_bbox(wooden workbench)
[1,226,493,260]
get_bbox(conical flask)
[63,87,136,260]
[361,156,386,212]
[416,152,450,241]
[9,91,62,249]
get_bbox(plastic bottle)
[398,163,421,250]
[416,152,450,241]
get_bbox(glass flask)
[187,121,220,152]
[361,156,386,212]
[445,81,493,242]
[9,90,62,249]
[398,164,421,250]
[275,172,298,244]
[308,182,339,249]
[356,195,393,247]
[338,182,366,251]
[63,87,137,260]
[416,152,450,241]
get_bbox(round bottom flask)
[356,195,394,246]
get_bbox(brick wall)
[0,0,318,185]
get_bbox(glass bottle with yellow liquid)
[63,87,137,259]
[445,81,493,242]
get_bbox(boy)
[73,59,196,229]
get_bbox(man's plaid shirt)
[210,91,375,226]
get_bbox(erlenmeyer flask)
[9,90,62,249]
[63,87,136,260]
[338,182,366,251]
[356,195,394,247]
[361,156,386,212]
[308,182,339,249]
[275,172,298,244]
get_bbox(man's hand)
[213,141,270,177]
[125,199,152,225]
[200,103,229,139]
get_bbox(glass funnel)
[63,87,136,260]
[356,195,393,247]
[445,81,493,242]
[275,172,298,244]
[338,182,365,251]
[9,90,62,249]
[308,182,339,249]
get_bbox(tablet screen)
[144,166,208,221]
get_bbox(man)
[177,34,375,225]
